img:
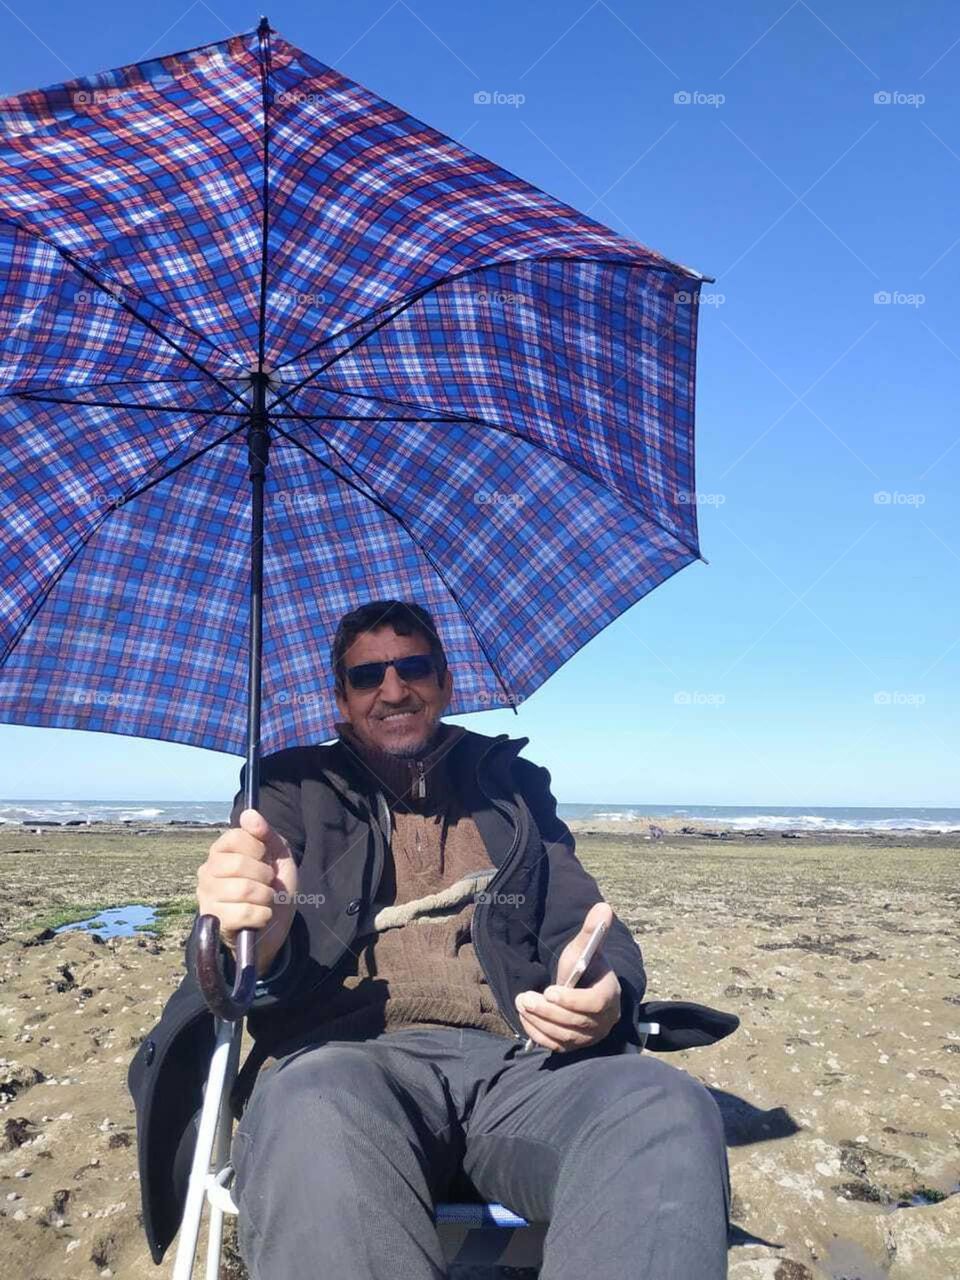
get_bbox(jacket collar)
[334,718,467,811]
[316,724,529,809]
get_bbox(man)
[128,600,737,1278]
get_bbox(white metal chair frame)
[173,1017,660,1278]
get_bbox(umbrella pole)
[189,371,270,1020]
[236,367,272,974]
[174,372,271,1276]
[244,369,269,819]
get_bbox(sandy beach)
[0,818,956,1279]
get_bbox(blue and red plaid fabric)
[0,25,708,756]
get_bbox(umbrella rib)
[13,393,249,416]
[2,375,210,398]
[267,287,431,411]
[0,417,246,670]
[268,423,397,513]
[286,383,702,561]
[0,215,250,412]
[270,416,520,715]
[9,391,463,423]
[120,421,247,504]
[267,413,462,422]
[269,252,712,383]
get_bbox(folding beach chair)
[172,1014,661,1278]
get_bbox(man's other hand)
[196,808,299,977]
[515,901,622,1052]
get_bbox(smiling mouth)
[379,709,419,722]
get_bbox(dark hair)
[331,600,448,695]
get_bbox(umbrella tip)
[257,15,271,36]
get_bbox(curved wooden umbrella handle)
[190,915,258,1021]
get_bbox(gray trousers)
[231,1026,731,1279]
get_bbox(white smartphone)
[522,919,609,1052]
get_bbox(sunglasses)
[344,654,440,691]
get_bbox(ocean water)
[1,799,958,834]
[556,804,960,834]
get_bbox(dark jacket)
[127,726,738,1263]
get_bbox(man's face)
[334,624,453,757]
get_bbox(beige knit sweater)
[302,719,517,1042]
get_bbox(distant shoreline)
[3,815,958,848]
[4,798,958,837]
[565,817,960,848]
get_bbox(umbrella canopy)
[0,21,710,759]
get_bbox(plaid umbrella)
[0,22,711,1010]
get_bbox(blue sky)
[1,1,957,806]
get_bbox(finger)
[567,902,612,953]
[238,808,290,860]
[583,900,613,934]
[515,992,564,1050]
[517,1008,566,1052]
[215,902,275,933]
[202,852,275,885]
[223,911,289,955]
[205,877,278,908]
[209,827,269,863]
[520,992,594,1031]
[542,983,607,1016]
[556,903,614,986]
[519,1006,592,1052]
